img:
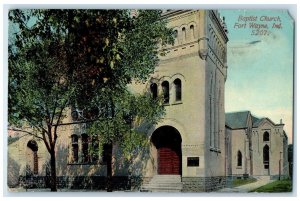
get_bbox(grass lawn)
[250,179,292,192]
[232,178,257,187]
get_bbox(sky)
[219,10,294,143]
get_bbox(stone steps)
[140,175,182,192]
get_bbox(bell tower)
[147,10,229,191]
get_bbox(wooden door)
[158,146,180,175]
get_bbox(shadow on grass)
[250,179,292,193]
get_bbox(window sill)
[172,101,183,105]
[236,166,242,169]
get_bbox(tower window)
[190,25,194,39]
[162,81,169,104]
[174,30,178,38]
[182,27,186,41]
[174,78,182,102]
[150,83,158,99]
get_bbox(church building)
[225,111,289,180]
[7,10,289,192]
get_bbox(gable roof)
[252,115,263,127]
[226,110,284,130]
[225,111,250,129]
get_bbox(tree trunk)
[50,149,57,192]
[106,143,113,192]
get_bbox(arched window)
[150,83,158,99]
[190,25,194,39]
[71,135,79,163]
[27,140,38,174]
[174,78,182,102]
[162,81,169,104]
[81,134,89,163]
[174,30,178,45]
[237,150,242,167]
[182,27,186,41]
[263,145,270,169]
[174,30,178,38]
[263,131,269,141]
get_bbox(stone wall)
[182,176,226,192]
[18,176,135,191]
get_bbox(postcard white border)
[1,1,298,201]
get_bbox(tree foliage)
[8,9,174,191]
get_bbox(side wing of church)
[225,111,289,180]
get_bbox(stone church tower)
[139,10,229,192]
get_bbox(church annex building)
[8,10,289,192]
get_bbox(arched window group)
[70,133,112,164]
[151,78,183,104]
[173,24,196,45]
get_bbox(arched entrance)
[263,144,270,175]
[151,126,182,175]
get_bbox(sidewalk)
[217,176,273,193]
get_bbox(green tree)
[8,28,75,191]
[9,9,174,192]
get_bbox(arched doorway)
[151,126,182,175]
[263,144,270,175]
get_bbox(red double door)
[158,146,181,175]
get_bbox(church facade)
[225,111,289,180]
[7,10,289,192]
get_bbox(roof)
[225,111,250,129]
[252,115,263,127]
[226,111,284,129]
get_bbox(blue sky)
[219,10,294,143]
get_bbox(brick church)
[8,10,289,192]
